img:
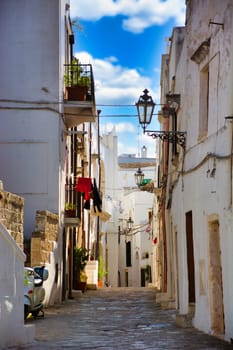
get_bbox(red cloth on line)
[75,177,92,200]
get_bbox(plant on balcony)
[65,202,77,217]
[64,59,90,101]
[74,247,89,292]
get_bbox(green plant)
[64,59,90,87]
[98,256,107,280]
[65,202,77,211]
[73,247,89,290]
[74,247,89,272]
[78,74,90,87]
[64,59,81,86]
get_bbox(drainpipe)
[69,34,74,63]
[87,122,92,252]
[81,124,86,248]
[230,17,233,207]
[95,110,101,260]
[162,115,170,293]
[68,228,74,299]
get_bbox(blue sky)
[70,0,186,157]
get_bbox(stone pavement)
[12,288,232,350]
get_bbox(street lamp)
[118,216,134,235]
[126,217,134,232]
[136,89,186,148]
[118,216,134,244]
[136,89,155,132]
[134,167,144,187]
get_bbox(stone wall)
[31,210,59,267]
[0,184,24,250]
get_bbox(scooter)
[24,265,49,320]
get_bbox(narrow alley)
[12,288,232,350]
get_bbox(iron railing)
[64,63,95,102]
[65,178,81,219]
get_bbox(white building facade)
[117,150,156,288]
[118,190,154,288]
[158,0,233,341]
[0,0,96,305]
[0,222,34,349]
[97,130,156,288]
[0,0,68,238]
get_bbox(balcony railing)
[64,63,95,103]
[63,63,96,128]
[65,178,81,222]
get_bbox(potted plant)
[65,202,77,217]
[64,58,90,101]
[74,246,89,292]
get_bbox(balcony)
[64,205,81,227]
[63,63,96,128]
[64,179,81,227]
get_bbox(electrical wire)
[0,99,163,107]
[96,103,164,107]
[61,112,159,118]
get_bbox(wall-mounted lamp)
[136,89,186,148]
[118,216,134,234]
[126,217,134,232]
[118,216,134,244]
[134,167,144,187]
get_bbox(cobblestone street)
[12,288,232,350]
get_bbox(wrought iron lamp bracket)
[145,130,186,148]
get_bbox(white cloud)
[118,136,157,158]
[106,56,119,63]
[101,122,136,134]
[75,51,158,105]
[74,50,160,156]
[70,0,185,33]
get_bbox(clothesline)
[75,177,102,214]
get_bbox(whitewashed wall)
[0,0,67,237]
[0,0,68,304]
[0,223,34,349]
[101,131,119,287]
[168,0,233,341]
[119,191,154,287]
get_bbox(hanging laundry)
[92,178,102,213]
[75,177,92,200]
[84,199,90,210]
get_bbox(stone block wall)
[31,210,58,267]
[0,185,24,250]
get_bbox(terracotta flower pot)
[98,280,103,288]
[65,86,88,101]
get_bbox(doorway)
[208,219,225,334]
[185,211,195,303]
[141,268,146,287]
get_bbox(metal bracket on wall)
[145,130,186,148]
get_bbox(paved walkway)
[14,288,232,349]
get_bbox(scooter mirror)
[42,268,49,281]
[34,266,49,281]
